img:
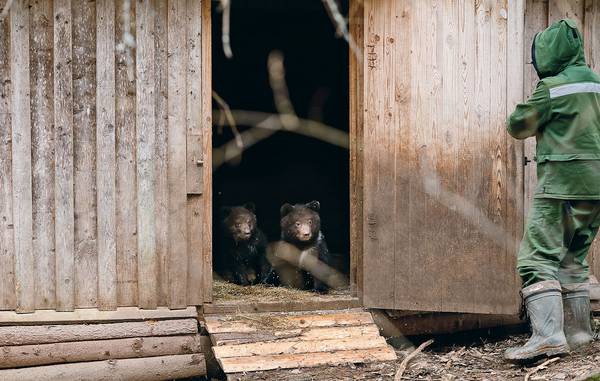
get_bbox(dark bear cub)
[214,203,270,286]
[279,200,332,292]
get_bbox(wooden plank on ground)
[0,318,198,346]
[167,0,189,309]
[205,311,374,334]
[0,354,206,381]
[219,347,396,374]
[0,334,202,369]
[54,0,76,312]
[0,306,197,325]
[11,0,35,313]
[30,0,56,310]
[136,0,158,309]
[211,324,381,346]
[115,0,138,307]
[72,0,98,309]
[213,336,387,359]
[202,296,361,315]
[96,0,117,311]
[186,0,204,305]
[0,0,16,311]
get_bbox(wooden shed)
[0,0,599,378]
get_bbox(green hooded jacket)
[507,19,600,199]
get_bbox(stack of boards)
[0,307,206,381]
[204,309,397,376]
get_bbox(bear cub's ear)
[280,203,294,217]
[243,202,256,213]
[306,200,320,212]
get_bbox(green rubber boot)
[562,284,594,350]
[504,281,570,363]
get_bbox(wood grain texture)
[201,0,213,304]
[349,0,364,300]
[136,0,158,309]
[11,0,35,313]
[54,0,76,312]
[154,0,170,308]
[362,0,521,314]
[0,0,16,311]
[167,0,188,309]
[186,0,204,305]
[0,318,198,346]
[548,0,584,25]
[0,334,202,369]
[115,0,138,307]
[0,306,197,325]
[0,354,206,381]
[72,0,98,308]
[96,0,117,310]
[30,0,56,310]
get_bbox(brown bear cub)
[214,203,270,286]
[277,200,331,292]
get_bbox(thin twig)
[212,91,243,148]
[524,357,560,381]
[0,0,14,19]
[268,51,300,130]
[395,339,434,381]
[220,0,233,58]
[321,0,362,59]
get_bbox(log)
[0,318,198,346]
[0,354,206,381]
[0,334,202,369]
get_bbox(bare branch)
[219,0,233,59]
[322,0,362,59]
[212,91,243,148]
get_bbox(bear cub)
[278,200,332,292]
[214,203,270,286]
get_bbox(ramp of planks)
[204,309,397,374]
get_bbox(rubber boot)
[562,283,593,350]
[504,280,570,363]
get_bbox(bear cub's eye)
[235,223,241,228]
[308,220,313,225]
[295,222,300,227]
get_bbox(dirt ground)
[226,318,600,381]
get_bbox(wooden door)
[360,0,525,314]
[0,0,211,313]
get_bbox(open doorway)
[211,0,352,306]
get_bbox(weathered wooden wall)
[523,0,600,279]
[361,0,525,314]
[0,0,212,313]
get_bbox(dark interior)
[211,0,350,276]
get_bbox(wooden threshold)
[0,306,198,325]
[202,296,360,315]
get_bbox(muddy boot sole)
[505,344,570,365]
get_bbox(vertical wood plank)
[186,0,204,305]
[54,0,76,312]
[155,0,169,307]
[136,0,158,309]
[349,0,364,299]
[167,0,188,309]
[392,0,412,310]
[523,0,548,220]
[549,0,584,25]
[72,0,98,308]
[11,0,35,313]
[362,0,395,309]
[0,1,16,311]
[506,0,525,309]
[30,0,56,309]
[115,0,138,307]
[96,0,117,310]
[201,0,213,303]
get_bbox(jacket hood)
[532,19,586,79]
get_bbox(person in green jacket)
[504,19,600,363]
